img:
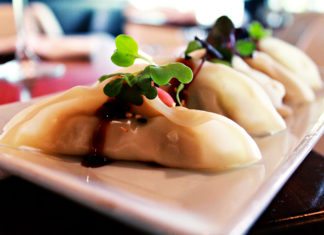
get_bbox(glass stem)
[19,80,32,102]
[13,0,28,61]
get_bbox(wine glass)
[0,0,65,102]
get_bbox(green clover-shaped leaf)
[235,40,256,57]
[111,51,136,67]
[248,22,271,40]
[99,73,125,82]
[115,34,138,54]
[137,77,157,100]
[148,63,193,86]
[137,77,152,90]
[185,40,203,56]
[118,85,143,105]
[111,34,139,67]
[103,78,123,97]
[143,86,157,99]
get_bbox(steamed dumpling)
[232,55,290,116]
[186,61,286,136]
[245,51,315,105]
[0,81,261,171]
[258,37,322,90]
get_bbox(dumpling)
[0,80,261,171]
[245,51,315,105]
[258,37,322,90]
[186,61,287,136]
[232,55,290,116]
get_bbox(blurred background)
[1,0,324,61]
[0,0,324,103]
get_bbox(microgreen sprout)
[100,34,193,106]
[184,40,203,57]
[248,22,271,40]
[176,83,185,106]
[111,34,154,66]
[235,39,256,57]
[184,17,271,65]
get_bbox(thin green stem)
[176,83,185,106]
[137,53,156,65]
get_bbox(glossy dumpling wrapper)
[245,51,315,105]
[258,37,322,90]
[0,85,107,153]
[232,55,291,116]
[186,61,286,136]
[190,50,287,112]
[0,81,261,171]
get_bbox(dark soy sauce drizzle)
[82,98,131,167]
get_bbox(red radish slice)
[157,87,175,107]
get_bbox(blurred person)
[0,1,116,61]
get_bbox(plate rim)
[228,112,324,234]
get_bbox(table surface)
[0,55,323,234]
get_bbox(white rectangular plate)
[0,93,323,234]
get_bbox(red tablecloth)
[0,61,110,105]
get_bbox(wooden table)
[0,57,323,235]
